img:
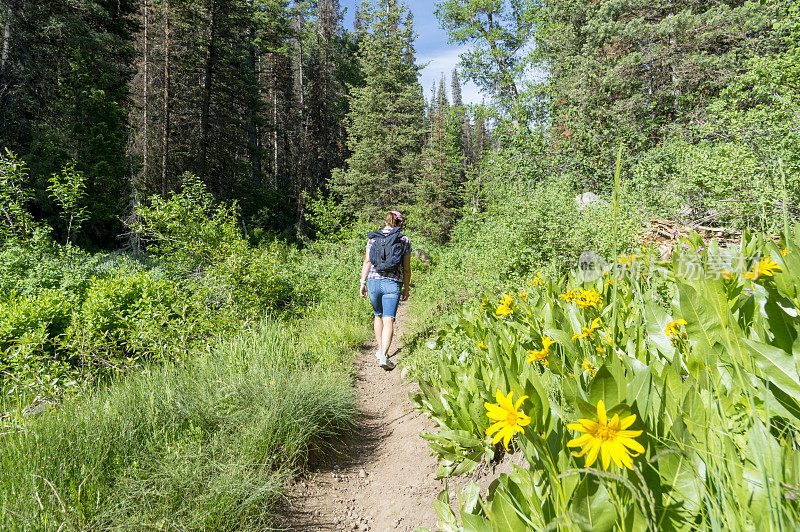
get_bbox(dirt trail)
[287,301,445,531]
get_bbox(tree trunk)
[142,0,149,181]
[1,3,11,74]
[268,53,279,186]
[291,14,305,219]
[161,0,170,195]
[247,24,260,185]
[198,0,216,183]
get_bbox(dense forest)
[1,0,799,529]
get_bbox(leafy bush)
[0,290,76,395]
[70,269,190,364]
[630,137,792,231]
[0,150,39,244]
[134,173,247,276]
[200,240,317,319]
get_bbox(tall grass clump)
[0,319,359,530]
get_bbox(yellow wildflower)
[480,297,488,310]
[780,248,789,256]
[575,288,602,310]
[485,390,531,451]
[560,289,578,303]
[572,317,603,341]
[527,337,554,363]
[478,341,488,350]
[495,294,514,317]
[665,319,688,341]
[743,256,781,280]
[617,254,640,266]
[572,329,591,341]
[721,270,734,281]
[567,400,644,470]
[518,289,530,300]
[529,272,543,286]
[581,359,597,375]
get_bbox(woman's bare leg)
[373,315,384,354]
[381,316,395,357]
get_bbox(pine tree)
[451,67,473,168]
[299,0,355,223]
[416,75,463,243]
[331,0,425,217]
[0,0,138,244]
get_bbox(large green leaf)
[655,448,704,517]
[588,364,620,406]
[761,287,799,353]
[743,338,800,397]
[486,474,534,532]
[569,475,617,531]
[676,283,720,355]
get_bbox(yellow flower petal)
[597,401,607,425]
[486,421,504,436]
[601,440,613,470]
[513,394,529,411]
[567,434,593,447]
[619,414,637,430]
[584,438,602,467]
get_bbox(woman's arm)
[359,248,371,298]
[401,253,411,300]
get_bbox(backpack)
[368,227,405,274]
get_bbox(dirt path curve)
[287,301,445,531]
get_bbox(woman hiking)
[359,211,411,370]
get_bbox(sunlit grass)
[0,318,362,530]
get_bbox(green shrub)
[0,290,76,395]
[630,137,787,231]
[201,240,316,318]
[70,269,188,363]
[134,173,247,276]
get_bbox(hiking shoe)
[379,357,396,371]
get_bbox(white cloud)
[418,46,486,106]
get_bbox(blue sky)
[340,1,485,105]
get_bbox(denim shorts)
[367,278,402,319]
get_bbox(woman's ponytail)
[385,210,404,229]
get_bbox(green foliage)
[0,150,39,244]
[0,290,76,396]
[415,81,466,243]
[408,152,642,323]
[331,0,426,217]
[0,0,137,244]
[630,137,793,232]
[302,189,353,241]
[0,319,361,529]
[71,269,189,364]
[47,161,89,245]
[134,174,247,275]
[414,229,800,530]
[535,0,793,183]
[434,0,537,124]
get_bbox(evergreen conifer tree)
[331,0,425,217]
[417,75,463,242]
